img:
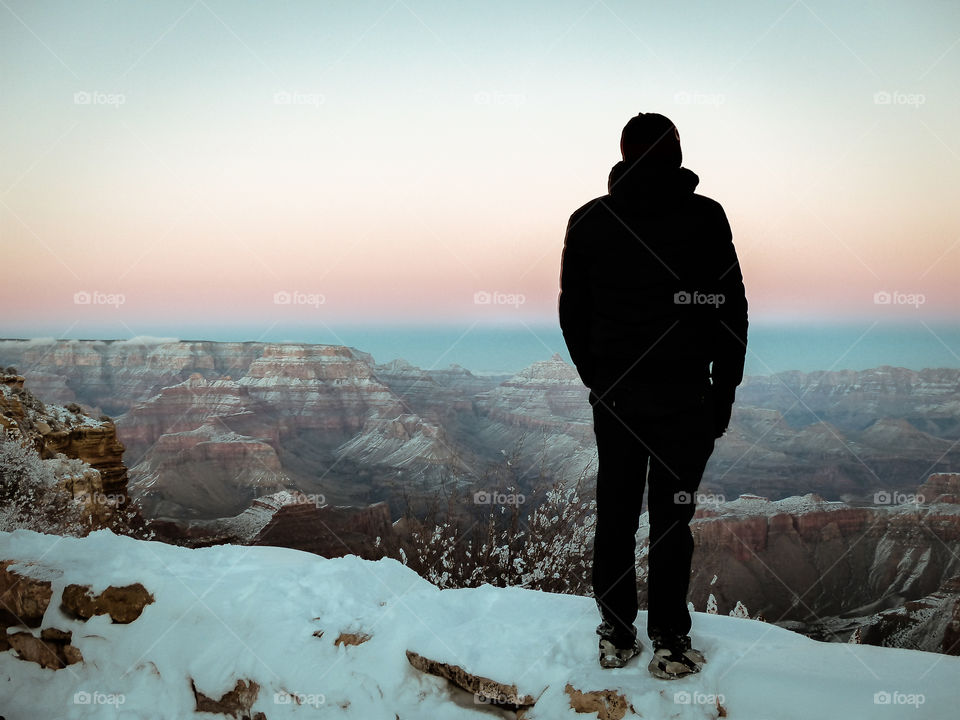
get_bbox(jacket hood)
[607,161,700,213]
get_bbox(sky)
[1,0,958,346]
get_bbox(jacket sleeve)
[558,213,595,388]
[712,206,748,395]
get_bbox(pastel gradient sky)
[1,0,958,342]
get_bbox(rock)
[564,683,634,720]
[0,374,135,529]
[859,574,960,654]
[61,582,154,623]
[129,420,287,520]
[405,649,535,708]
[6,627,82,669]
[191,678,261,718]
[0,561,54,628]
[671,490,960,639]
[334,631,371,647]
[253,500,392,558]
[918,473,960,504]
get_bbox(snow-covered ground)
[1,529,957,719]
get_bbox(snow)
[110,336,181,346]
[1,529,957,719]
[705,492,855,519]
[44,403,106,429]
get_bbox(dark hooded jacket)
[558,160,748,399]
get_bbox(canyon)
[3,344,959,655]
[2,339,959,523]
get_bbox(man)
[558,112,748,679]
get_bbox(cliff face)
[642,489,960,652]
[252,499,392,558]
[468,353,596,482]
[0,340,459,517]
[236,343,396,435]
[4,340,960,522]
[0,340,264,416]
[736,366,960,438]
[373,359,503,422]
[0,373,134,530]
[130,424,288,520]
[115,374,281,464]
[858,574,960,655]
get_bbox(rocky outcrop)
[0,339,265,416]
[192,678,263,719]
[737,366,960,437]
[0,560,54,629]
[118,374,279,465]
[334,413,469,471]
[61,582,154,623]
[474,353,592,437]
[919,473,960,503]
[253,500,392,558]
[373,359,502,421]
[130,422,288,520]
[5,627,82,669]
[470,353,595,482]
[0,372,134,528]
[565,683,635,720]
[1,553,154,671]
[858,574,960,655]
[406,649,536,708]
[0,340,459,519]
[650,490,960,641]
[0,562,80,669]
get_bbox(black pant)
[590,381,715,644]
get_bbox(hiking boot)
[647,633,705,679]
[596,621,642,669]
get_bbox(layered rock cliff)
[4,340,960,521]
[0,371,137,532]
[636,485,960,653]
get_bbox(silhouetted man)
[558,112,748,679]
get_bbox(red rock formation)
[119,374,278,464]
[253,500,392,558]
[918,473,960,504]
[0,373,135,528]
[131,423,287,520]
[474,353,591,439]
[647,490,960,634]
[860,575,960,655]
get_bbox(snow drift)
[0,529,957,719]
